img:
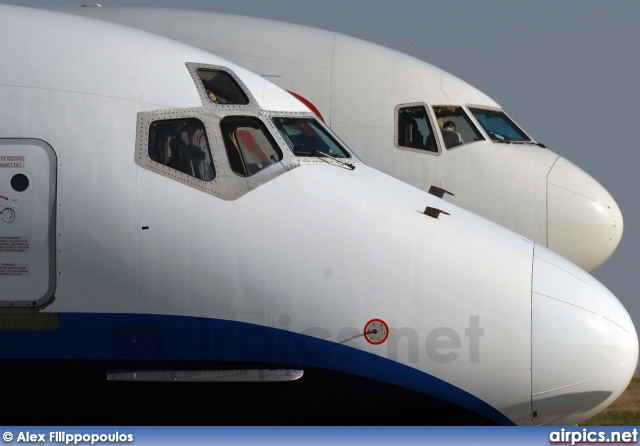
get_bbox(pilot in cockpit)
[442,121,463,149]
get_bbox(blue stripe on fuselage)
[0,312,513,425]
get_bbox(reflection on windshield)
[272,117,350,158]
[220,116,282,177]
[468,107,531,142]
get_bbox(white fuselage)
[59,7,623,273]
[0,5,636,426]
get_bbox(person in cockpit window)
[442,121,463,149]
[167,136,185,172]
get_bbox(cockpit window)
[468,107,531,143]
[148,118,215,181]
[433,106,484,149]
[272,117,351,158]
[197,69,250,105]
[397,106,437,152]
[220,116,283,177]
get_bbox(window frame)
[220,115,284,178]
[394,103,441,156]
[271,116,352,159]
[186,62,259,114]
[196,68,250,106]
[135,65,302,201]
[147,117,216,182]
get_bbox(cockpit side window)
[396,106,437,153]
[271,117,351,158]
[468,107,531,143]
[197,69,250,105]
[148,118,215,181]
[432,106,485,149]
[220,116,283,177]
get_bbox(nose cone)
[531,244,638,425]
[547,157,623,272]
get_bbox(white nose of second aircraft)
[547,156,623,272]
[531,244,638,425]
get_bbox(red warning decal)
[364,318,389,345]
[0,156,25,168]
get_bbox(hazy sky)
[6,1,640,344]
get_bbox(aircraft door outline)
[0,139,57,307]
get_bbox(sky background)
[5,0,640,355]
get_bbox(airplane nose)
[547,156,623,272]
[531,244,638,425]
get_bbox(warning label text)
[0,263,29,276]
[0,236,30,253]
[0,156,25,168]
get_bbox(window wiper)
[294,148,355,170]
[312,150,356,170]
[493,139,536,146]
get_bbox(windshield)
[197,69,249,105]
[433,105,484,149]
[271,117,351,158]
[220,116,283,177]
[397,105,437,152]
[468,107,531,143]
